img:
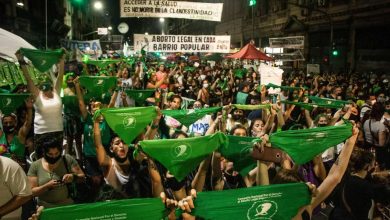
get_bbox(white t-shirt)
[0,156,32,220]
[33,90,63,134]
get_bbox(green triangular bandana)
[20,48,64,72]
[84,59,120,68]
[281,100,341,111]
[270,123,352,164]
[95,107,157,145]
[191,183,311,220]
[219,135,261,176]
[233,104,271,111]
[162,107,222,127]
[125,89,155,106]
[79,76,117,100]
[140,132,227,181]
[39,197,166,220]
[234,69,246,79]
[308,96,351,108]
[266,83,303,91]
[0,94,30,115]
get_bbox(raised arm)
[93,118,111,168]
[15,51,39,97]
[18,98,33,144]
[73,77,88,120]
[54,53,65,94]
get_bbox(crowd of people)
[0,49,389,220]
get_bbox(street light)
[159,18,165,23]
[159,18,165,35]
[16,2,24,7]
[145,32,149,35]
[108,26,112,31]
[94,1,103,10]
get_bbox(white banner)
[269,36,305,49]
[272,50,305,61]
[60,39,102,58]
[120,0,223,21]
[307,64,320,76]
[134,34,231,53]
[259,63,283,94]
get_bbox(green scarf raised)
[233,104,271,111]
[191,183,311,220]
[140,132,227,181]
[0,94,30,115]
[162,107,222,127]
[125,89,155,106]
[281,100,341,111]
[308,96,351,108]
[79,76,117,101]
[219,135,260,176]
[39,197,166,220]
[84,59,120,69]
[266,83,303,91]
[19,48,64,73]
[95,107,156,145]
[270,123,352,164]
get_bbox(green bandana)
[62,96,79,113]
[184,67,196,72]
[191,183,311,220]
[79,76,117,101]
[236,92,249,105]
[281,100,341,111]
[219,135,260,176]
[19,48,64,73]
[140,132,226,181]
[125,89,155,106]
[233,104,271,111]
[39,197,166,220]
[84,59,119,69]
[308,96,351,108]
[95,107,157,145]
[234,69,246,79]
[270,123,353,164]
[162,107,222,127]
[0,94,30,115]
[266,83,303,91]
[218,78,228,91]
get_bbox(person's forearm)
[94,121,107,166]
[0,195,31,217]
[328,134,357,179]
[55,59,65,92]
[32,183,51,196]
[20,64,38,96]
[256,161,269,186]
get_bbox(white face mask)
[203,83,209,89]
[200,75,206,80]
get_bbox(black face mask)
[67,82,75,88]
[317,124,327,127]
[113,153,128,164]
[233,114,243,120]
[2,125,15,134]
[44,154,61,164]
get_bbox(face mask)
[113,153,128,164]
[67,82,75,88]
[2,125,15,134]
[386,109,390,114]
[203,83,209,89]
[232,114,242,120]
[165,177,186,191]
[317,124,327,127]
[44,154,61,164]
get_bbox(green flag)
[162,107,222,127]
[308,96,351,108]
[0,94,30,115]
[270,123,352,164]
[219,135,260,176]
[281,100,341,111]
[40,197,166,220]
[266,83,303,91]
[20,48,64,73]
[79,76,117,101]
[233,104,271,111]
[191,183,311,220]
[96,107,157,145]
[184,66,196,72]
[84,59,120,68]
[125,89,155,106]
[140,132,227,181]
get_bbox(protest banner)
[271,50,305,61]
[259,63,283,94]
[120,0,223,22]
[269,36,305,49]
[134,34,231,53]
[307,64,320,75]
[60,39,102,58]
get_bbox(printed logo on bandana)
[123,115,136,128]
[171,143,192,161]
[97,79,104,86]
[138,93,143,98]
[2,98,12,106]
[247,200,278,220]
[41,60,47,66]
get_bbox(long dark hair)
[370,102,385,121]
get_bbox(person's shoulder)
[0,156,20,170]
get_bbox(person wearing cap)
[16,50,65,159]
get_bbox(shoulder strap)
[62,156,70,173]
[342,185,355,218]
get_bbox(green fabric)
[266,83,303,91]
[219,135,260,176]
[125,89,155,106]
[234,69,246,79]
[40,197,166,220]
[236,92,249,105]
[62,96,79,115]
[184,67,196,72]
[308,96,351,108]
[270,123,353,164]
[162,107,222,127]
[218,78,228,91]
[233,104,271,111]
[20,48,64,73]
[0,132,25,159]
[84,59,120,68]
[281,100,341,111]
[140,132,227,181]
[82,115,111,157]
[95,107,156,145]
[191,183,311,220]
[79,76,117,101]
[0,94,30,115]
